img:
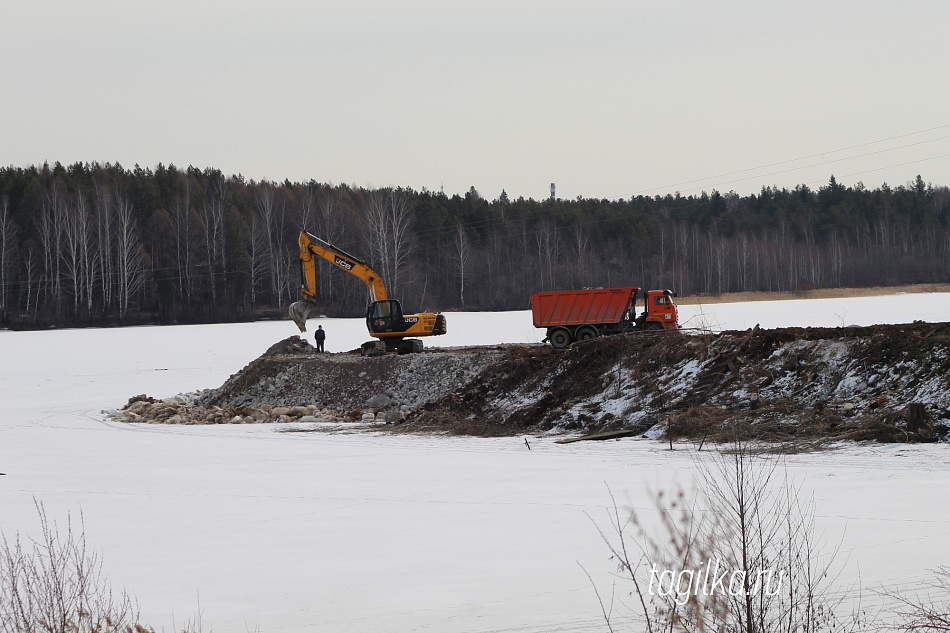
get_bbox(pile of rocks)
[197,337,501,413]
[108,336,506,428]
[107,392,405,426]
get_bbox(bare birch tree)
[255,185,293,306]
[114,190,146,320]
[485,226,505,307]
[713,235,729,295]
[0,197,17,317]
[828,231,845,288]
[172,173,196,309]
[199,176,228,308]
[256,185,279,303]
[387,190,416,298]
[62,196,82,315]
[535,222,560,291]
[23,248,37,321]
[362,188,415,298]
[77,195,97,315]
[248,212,268,308]
[94,179,115,314]
[62,193,95,316]
[454,224,471,308]
[317,190,345,301]
[298,185,316,234]
[572,224,591,289]
[38,181,68,317]
[363,191,390,288]
[736,233,752,292]
[272,195,294,306]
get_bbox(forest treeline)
[0,161,948,329]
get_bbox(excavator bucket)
[288,301,315,333]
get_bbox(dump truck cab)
[642,289,678,330]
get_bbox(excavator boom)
[291,231,389,332]
[289,230,446,354]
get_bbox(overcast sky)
[3,1,949,200]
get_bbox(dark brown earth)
[403,322,950,445]
[116,322,950,446]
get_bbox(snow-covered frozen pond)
[2,293,949,631]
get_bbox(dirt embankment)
[112,323,950,445]
[111,337,503,428]
[406,322,950,444]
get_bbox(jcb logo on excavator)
[405,317,418,323]
[334,256,354,271]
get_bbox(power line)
[610,123,950,199]
[653,147,950,198]
[406,124,950,243]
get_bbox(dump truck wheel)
[549,328,572,349]
[576,326,598,341]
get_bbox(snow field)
[1,292,950,631]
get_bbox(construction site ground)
[111,322,950,448]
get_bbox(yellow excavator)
[289,230,447,355]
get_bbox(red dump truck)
[530,287,678,348]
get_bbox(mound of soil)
[402,321,950,444]
[201,338,501,412]
[114,323,950,445]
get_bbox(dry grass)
[662,399,944,452]
[675,283,950,305]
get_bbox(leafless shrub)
[589,485,725,633]
[172,599,208,633]
[680,303,721,334]
[884,566,950,632]
[0,501,146,633]
[592,434,868,632]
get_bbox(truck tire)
[549,328,572,349]
[576,326,598,341]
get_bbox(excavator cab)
[366,299,405,334]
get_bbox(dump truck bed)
[530,287,640,328]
